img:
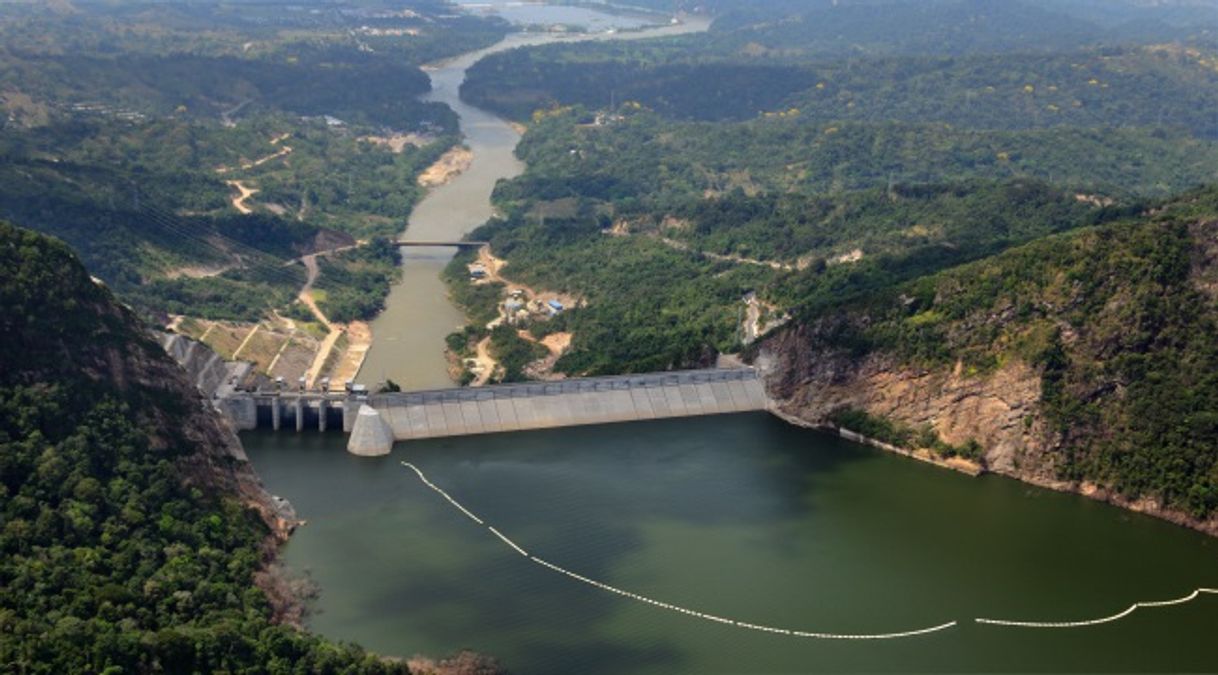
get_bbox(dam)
[347,368,769,455]
[163,329,769,456]
[200,363,768,455]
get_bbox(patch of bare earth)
[523,330,573,380]
[327,321,373,391]
[268,334,321,383]
[226,180,258,214]
[418,146,474,188]
[408,651,505,675]
[164,264,231,279]
[470,337,498,386]
[359,132,433,153]
[202,323,252,360]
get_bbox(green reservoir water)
[244,413,1218,673]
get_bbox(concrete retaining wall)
[218,397,258,431]
[159,333,229,396]
[366,368,768,442]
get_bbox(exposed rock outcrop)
[756,321,1218,537]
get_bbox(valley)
[5,1,1218,674]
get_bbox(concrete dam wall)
[349,368,770,455]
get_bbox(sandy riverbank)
[418,146,474,188]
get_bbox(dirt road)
[471,337,496,386]
[226,180,259,214]
[298,254,340,388]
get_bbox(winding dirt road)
[226,180,259,214]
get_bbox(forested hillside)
[601,0,1218,46]
[0,222,408,672]
[448,87,1213,377]
[0,0,506,322]
[761,188,1218,529]
[509,108,1218,204]
[465,42,1218,128]
[446,0,1218,386]
[460,161,1116,375]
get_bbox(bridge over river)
[216,368,769,456]
[390,240,488,249]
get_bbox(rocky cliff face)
[752,197,1218,538]
[756,320,1218,537]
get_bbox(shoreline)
[768,404,1218,539]
[768,407,984,477]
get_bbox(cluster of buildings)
[466,262,565,327]
[502,288,564,325]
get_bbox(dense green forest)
[696,0,1201,56]
[583,0,1218,42]
[0,0,508,64]
[455,89,1188,375]
[0,222,408,673]
[508,108,1218,208]
[464,0,1218,128]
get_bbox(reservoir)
[245,413,1218,673]
[253,4,1218,673]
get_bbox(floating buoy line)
[976,588,1218,629]
[400,462,1217,639]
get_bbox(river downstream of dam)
[245,5,1218,674]
[356,7,705,390]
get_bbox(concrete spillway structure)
[348,368,768,455]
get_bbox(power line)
[136,196,306,286]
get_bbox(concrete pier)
[349,369,767,452]
[218,396,257,431]
[271,399,281,431]
[348,404,395,456]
